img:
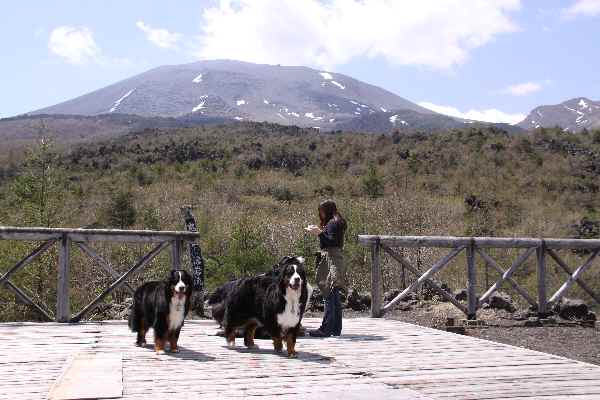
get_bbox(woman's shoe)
[309,329,331,337]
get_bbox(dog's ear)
[278,256,293,265]
[277,264,289,292]
[295,256,305,264]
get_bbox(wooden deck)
[2,317,600,400]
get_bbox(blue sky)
[2,0,600,123]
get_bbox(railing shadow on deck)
[359,235,600,320]
[0,226,199,322]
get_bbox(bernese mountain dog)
[128,269,193,354]
[208,256,313,327]
[220,256,310,357]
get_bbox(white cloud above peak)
[502,81,542,96]
[418,101,525,125]
[48,26,101,64]
[195,0,521,70]
[563,0,600,18]
[136,21,182,49]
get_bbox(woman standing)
[306,200,347,337]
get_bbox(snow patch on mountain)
[109,89,135,113]
[304,112,323,121]
[389,114,408,126]
[192,74,203,83]
[236,99,246,106]
[331,81,345,90]
[319,72,333,80]
[192,95,208,113]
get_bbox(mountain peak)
[30,60,434,130]
[518,97,600,132]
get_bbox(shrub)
[361,165,384,198]
[270,185,296,202]
[104,191,136,229]
[142,207,161,230]
[221,217,275,278]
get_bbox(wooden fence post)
[57,233,70,322]
[467,240,477,320]
[371,239,382,318]
[171,238,181,271]
[537,241,548,317]
[181,206,205,317]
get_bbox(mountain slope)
[31,60,436,130]
[518,97,600,132]
[0,113,232,142]
[336,109,524,134]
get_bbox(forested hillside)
[2,122,600,321]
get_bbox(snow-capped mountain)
[30,60,436,130]
[518,97,600,132]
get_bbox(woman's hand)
[305,224,322,236]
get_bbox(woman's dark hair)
[318,200,347,231]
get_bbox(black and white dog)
[128,270,193,354]
[220,256,310,357]
[208,256,313,327]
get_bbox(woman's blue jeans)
[320,287,342,335]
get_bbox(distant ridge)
[518,97,600,132]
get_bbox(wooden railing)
[358,235,600,319]
[0,226,199,322]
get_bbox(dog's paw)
[156,350,166,355]
[227,341,236,348]
[287,351,298,358]
[246,344,260,350]
[170,348,180,353]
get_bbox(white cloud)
[418,101,525,125]
[136,21,182,49]
[194,0,521,70]
[502,81,542,96]
[562,0,600,18]
[48,26,101,64]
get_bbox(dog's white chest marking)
[277,289,301,329]
[277,266,302,329]
[169,296,186,331]
[169,272,186,331]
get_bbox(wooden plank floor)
[1,317,600,399]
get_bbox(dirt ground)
[306,302,600,366]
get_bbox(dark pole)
[181,206,205,317]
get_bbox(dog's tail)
[208,280,239,326]
[207,286,226,305]
[208,279,238,305]
[128,289,143,332]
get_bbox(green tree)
[222,217,274,279]
[142,207,161,230]
[12,137,65,227]
[361,164,384,198]
[8,136,66,320]
[105,191,137,229]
